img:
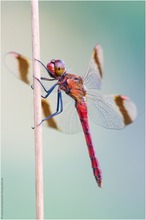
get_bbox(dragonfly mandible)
[5,45,137,187]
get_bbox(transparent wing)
[5,51,60,131]
[42,92,82,134]
[83,44,103,90]
[4,52,58,95]
[4,52,33,85]
[87,92,137,129]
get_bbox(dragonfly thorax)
[47,59,66,78]
[58,73,87,102]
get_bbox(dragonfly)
[5,45,137,187]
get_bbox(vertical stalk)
[31,0,44,219]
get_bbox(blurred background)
[1,1,145,219]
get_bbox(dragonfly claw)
[31,120,43,129]
[31,76,40,90]
[33,75,39,81]
[33,75,42,84]
[31,84,34,90]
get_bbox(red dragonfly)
[5,45,137,187]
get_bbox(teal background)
[1,1,145,219]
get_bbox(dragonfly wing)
[42,92,82,133]
[87,93,137,129]
[5,52,33,85]
[5,52,60,131]
[83,44,103,90]
[5,52,57,95]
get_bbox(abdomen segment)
[75,100,102,187]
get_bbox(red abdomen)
[75,100,102,187]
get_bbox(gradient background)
[1,1,145,219]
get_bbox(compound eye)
[54,60,66,76]
[47,62,55,73]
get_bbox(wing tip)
[93,43,104,79]
[115,95,137,126]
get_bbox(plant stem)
[31,0,44,219]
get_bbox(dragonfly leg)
[35,59,49,72]
[38,89,63,126]
[33,75,48,93]
[32,75,57,98]
[41,83,57,98]
[35,59,55,78]
[41,77,56,81]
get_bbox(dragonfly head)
[47,59,66,78]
